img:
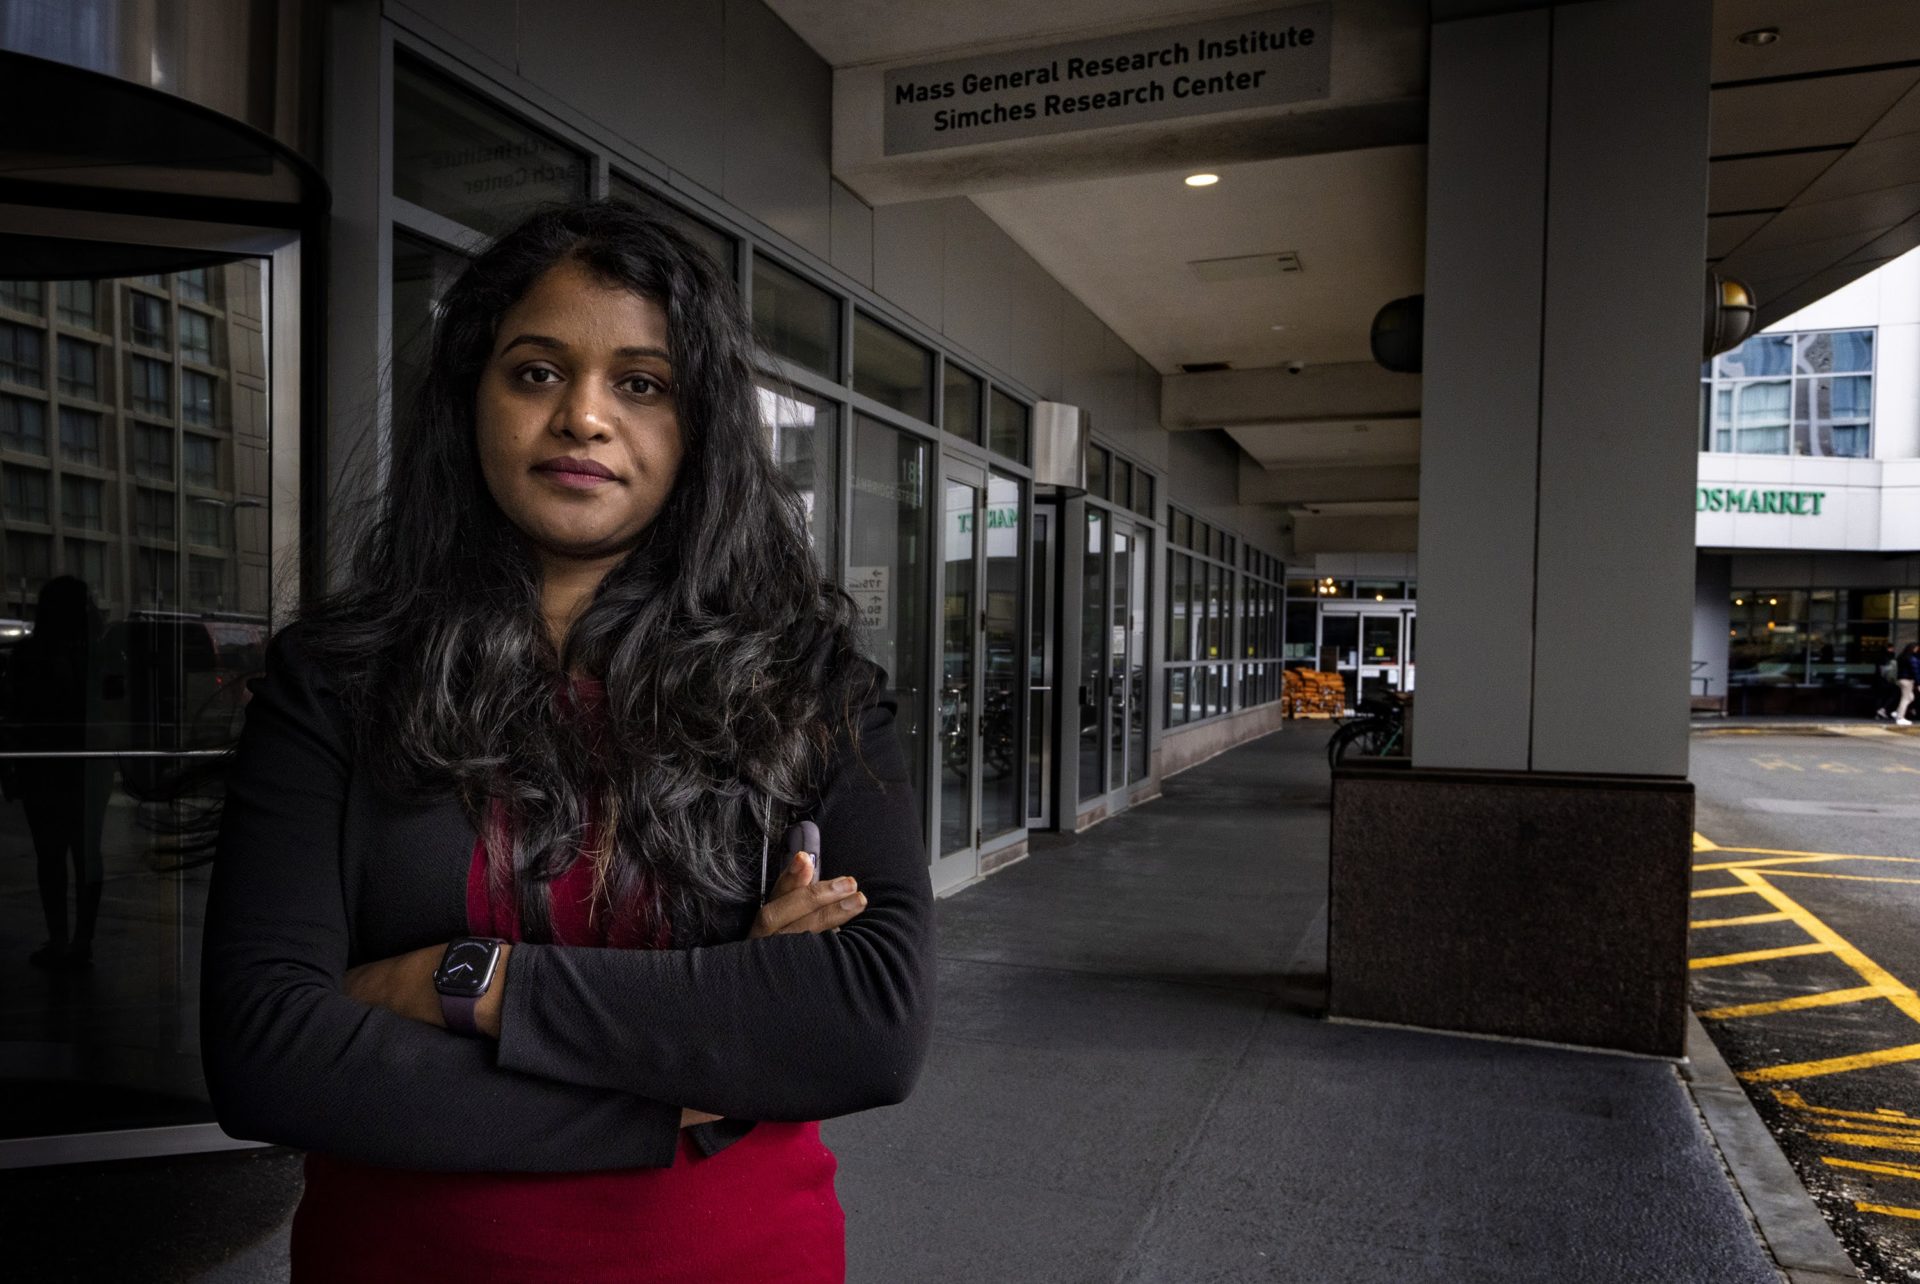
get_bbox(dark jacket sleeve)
[492,679,936,1122]
[199,626,683,1172]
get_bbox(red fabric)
[290,678,846,1283]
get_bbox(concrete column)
[1329,0,1709,1056]
[1693,553,1732,708]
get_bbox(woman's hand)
[748,851,867,939]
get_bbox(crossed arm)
[199,628,934,1173]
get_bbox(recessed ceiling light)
[1185,173,1220,187]
[1270,324,1288,331]
[1736,27,1779,46]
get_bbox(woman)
[1894,642,1920,726]
[200,202,934,1283]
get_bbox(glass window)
[182,369,217,427]
[849,415,931,835]
[391,230,471,413]
[133,545,176,604]
[981,471,1026,840]
[1079,506,1105,800]
[5,466,49,524]
[55,281,96,329]
[176,268,211,304]
[988,389,1028,464]
[0,280,44,315]
[134,486,174,540]
[1115,459,1133,513]
[56,338,97,399]
[392,53,587,238]
[755,381,836,569]
[65,535,107,593]
[1,322,45,387]
[60,476,104,531]
[943,363,982,443]
[1717,333,1793,379]
[608,173,737,276]
[189,553,224,607]
[128,291,168,348]
[59,408,102,466]
[1169,551,1190,661]
[1357,579,1402,602]
[129,356,170,418]
[184,434,219,489]
[852,311,932,421]
[179,310,214,364]
[752,257,839,379]
[9,531,51,594]
[1704,328,1874,458]
[1173,510,1191,550]
[188,499,223,546]
[1,394,47,454]
[1132,470,1154,520]
[1086,445,1108,501]
[133,423,173,480]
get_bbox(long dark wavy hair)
[300,201,870,943]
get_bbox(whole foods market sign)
[883,4,1332,156]
[1695,487,1827,516]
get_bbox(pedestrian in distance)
[199,201,934,1283]
[1887,641,1920,726]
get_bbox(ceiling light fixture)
[1185,173,1220,187]
[1736,27,1779,46]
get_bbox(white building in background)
[1693,247,1920,717]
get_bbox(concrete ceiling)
[773,0,1920,546]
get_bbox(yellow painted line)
[1823,1157,1920,1181]
[1698,985,1892,1020]
[1691,885,1761,899]
[1691,942,1833,970]
[1690,911,1791,929]
[1726,869,1920,1027]
[1762,869,1920,887]
[1854,1201,1920,1221]
[1693,832,1720,852]
[1695,853,1920,872]
[1773,1088,1920,1126]
[1743,1045,1920,1083]
[1811,1130,1920,1153]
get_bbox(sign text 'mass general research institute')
[883,4,1332,156]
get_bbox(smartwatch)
[433,936,508,1037]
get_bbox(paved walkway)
[7,724,1798,1282]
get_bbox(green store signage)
[1695,487,1827,516]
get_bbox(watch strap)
[441,990,482,1037]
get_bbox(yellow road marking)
[1690,911,1791,929]
[1698,985,1892,1020]
[1812,1130,1920,1153]
[1854,1201,1920,1221]
[1744,1045,1920,1083]
[1773,1089,1920,1126]
[1691,885,1761,899]
[1824,1157,1920,1181]
[1693,832,1720,852]
[1724,869,1920,1027]
[1695,853,1920,871]
[1763,869,1920,887]
[1691,942,1833,970]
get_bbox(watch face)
[434,940,497,997]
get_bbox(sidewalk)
[5,725,1834,1282]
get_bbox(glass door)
[934,457,986,891]
[1078,508,1145,809]
[0,210,301,1165]
[1026,500,1056,829]
[1321,608,1414,708]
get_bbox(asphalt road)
[1691,725,1920,1284]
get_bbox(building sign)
[882,4,1332,156]
[1695,488,1827,515]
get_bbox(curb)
[1682,1012,1862,1283]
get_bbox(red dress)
[290,696,846,1282]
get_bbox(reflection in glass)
[940,478,977,858]
[1108,528,1129,790]
[1078,508,1104,802]
[989,389,1029,464]
[753,257,839,379]
[943,363,982,443]
[1086,446,1108,501]
[1,261,273,1142]
[393,53,587,238]
[849,416,928,837]
[981,473,1024,840]
[1170,552,1190,661]
[391,232,470,417]
[853,312,932,422]
[1026,506,1053,828]
[755,382,835,570]
[1127,528,1149,785]
[608,174,738,277]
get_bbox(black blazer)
[199,624,935,1172]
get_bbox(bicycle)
[1327,693,1407,767]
